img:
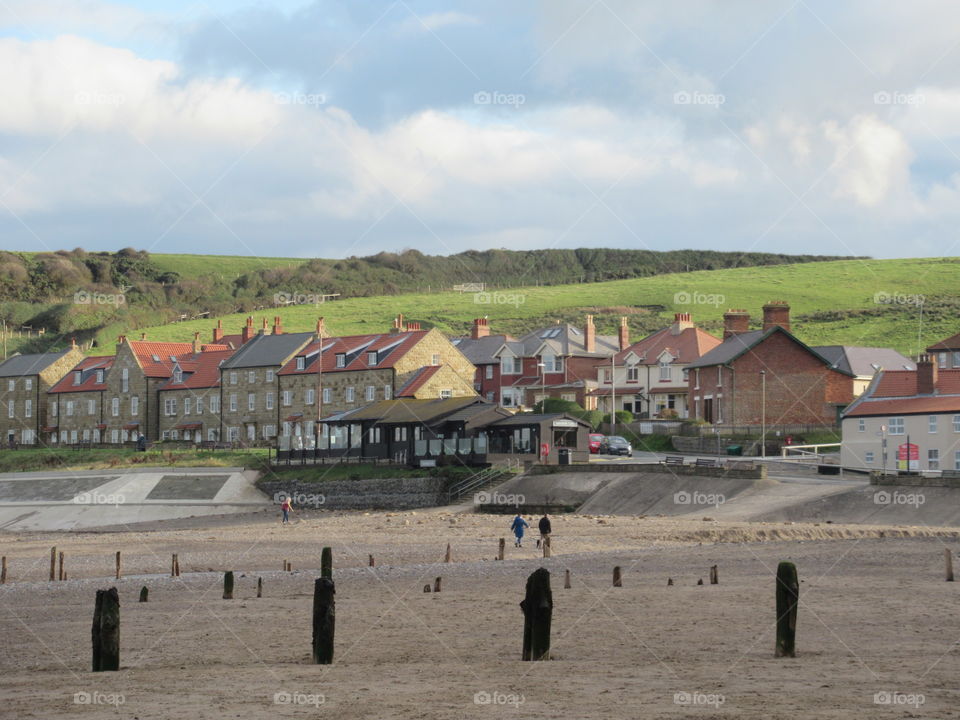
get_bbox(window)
[121,368,129,392]
[228,427,239,441]
[865,451,874,463]
[6,401,13,419]
[954,352,960,368]
[51,401,58,417]
[929,448,940,470]
[439,389,452,399]
[501,388,521,408]
[305,388,315,405]
[170,430,178,441]
[164,398,177,416]
[694,369,700,390]
[365,386,375,401]
[627,365,639,382]
[929,415,938,433]
[183,397,191,415]
[542,354,563,372]
[96,370,103,384]
[196,397,204,414]
[501,356,521,374]
[602,368,612,383]
[248,393,256,411]
[262,424,276,439]
[346,387,355,403]
[369,427,382,443]
[955,450,960,471]
[858,418,865,432]
[24,399,31,418]
[322,388,331,403]
[24,378,31,390]
[485,365,494,380]
[88,399,95,415]
[70,430,77,444]
[384,385,392,400]
[82,429,89,442]
[6,380,13,391]
[266,370,274,382]
[229,394,237,411]
[282,390,292,406]
[111,397,119,417]
[682,368,689,382]
[954,415,960,433]
[173,368,183,384]
[266,392,274,410]
[210,396,219,414]
[131,396,139,416]
[336,354,346,368]
[486,390,495,402]
[230,372,237,385]
[394,426,408,442]
[111,429,119,444]
[660,361,671,382]
[367,351,378,365]
[432,353,441,366]
[888,417,905,435]
[208,429,218,441]
[73,371,81,385]
[939,353,948,369]
[296,357,305,371]
[248,371,256,383]
[66,401,74,417]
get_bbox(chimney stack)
[618,317,629,351]
[671,312,694,336]
[241,316,254,344]
[71,337,78,350]
[116,334,127,354]
[316,317,325,338]
[192,331,201,354]
[722,310,750,340]
[272,315,283,335]
[584,315,596,353]
[407,321,421,331]
[390,313,406,335]
[472,317,490,339]
[140,332,147,341]
[917,353,938,395]
[762,301,791,333]
[212,319,223,343]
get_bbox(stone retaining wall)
[870,472,960,488]
[257,476,447,510]
[528,462,766,480]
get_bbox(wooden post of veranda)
[434,577,442,593]
[312,577,335,664]
[543,535,551,558]
[520,568,553,661]
[498,538,505,561]
[257,577,263,598]
[115,551,121,580]
[946,549,954,582]
[223,571,234,600]
[613,566,622,587]
[49,547,56,581]
[321,547,332,579]
[139,586,148,603]
[775,561,799,658]
[91,587,120,672]
[369,554,375,567]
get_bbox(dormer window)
[296,357,305,371]
[336,354,346,368]
[173,368,183,383]
[73,371,82,385]
[367,351,378,366]
[96,370,104,384]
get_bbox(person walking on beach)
[281,495,293,524]
[511,513,529,547]
[536,513,551,549]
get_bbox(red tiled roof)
[396,365,441,397]
[606,326,722,367]
[278,331,430,375]
[48,356,114,394]
[845,369,960,416]
[129,341,196,378]
[870,369,960,398]
[845,396,960,417]
[159,349,234,390]
[927,332,960,352]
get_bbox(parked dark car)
[601,435,633,456]
[589,433,605,454]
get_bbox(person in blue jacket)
[510,513,529,547]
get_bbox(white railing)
[780,443,841,462]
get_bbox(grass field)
[149,253,307,279]
[134,257,960,354]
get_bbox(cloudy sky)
[1,0,959,261]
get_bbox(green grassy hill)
[131,257,960,355]
[149,253,307,279]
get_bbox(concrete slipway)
[0,467,269,532]
[492,470,960,526]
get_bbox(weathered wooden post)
[564,569,571,589]
[775,561,799,658]
[92,587,120,671]
[444,543,452,563]
[223,571,234,600]
[115,551,121,580]
[434,577,442,593]
[612,566,622,587]
[1,556,6,584]
[257,577,263,598]
[498,538,505,561]
[710,565,718,585]
[369,554,375,567]
[423,584,431,593]
[667,578,674,586]
[312,577,335,664]
[697,578,703,585]
[49,546,56,581]
[321,547,332,578]
[946,549,954,582]
[139,586,148,603]
[543,535,551,558]
[58,551,65,581]
[171,554,177,577]
[520,568,552,661]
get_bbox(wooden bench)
[664,456,685,466]
[695,458,717,468]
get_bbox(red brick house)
[926,331,960,370]
[685,302,855,426]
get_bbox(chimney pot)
[584,314,596,353]
[471,317,491,339]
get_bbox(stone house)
[46,355,115,444]
[157,347,236,442]
[0,344,85,445]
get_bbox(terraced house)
[157,346,235,442]
[0,344,84,446]
[278,317,477,444]
[47,355,115,444]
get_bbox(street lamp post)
[760,370,766,458]
[537,362,546,412]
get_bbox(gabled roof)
[159,349,235,390]
[811,346,914,377]
[48,356,114,394]
[278,330,430,375]
[220,332,314,370]
[605,325,722,367]
[842,369,960,417]
[496,324,619,358]
[685,327,856,376]
[927,331,960,352]
[395,365,441,397]
[320,396,488,424]
[128,340,196,378]
[0,350,73,377]
[451,334,514,365]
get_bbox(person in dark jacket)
[536,514,552,548]
[510,514,529,547]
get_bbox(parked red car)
[589,433,605,454]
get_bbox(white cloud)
[824,115,912,207]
